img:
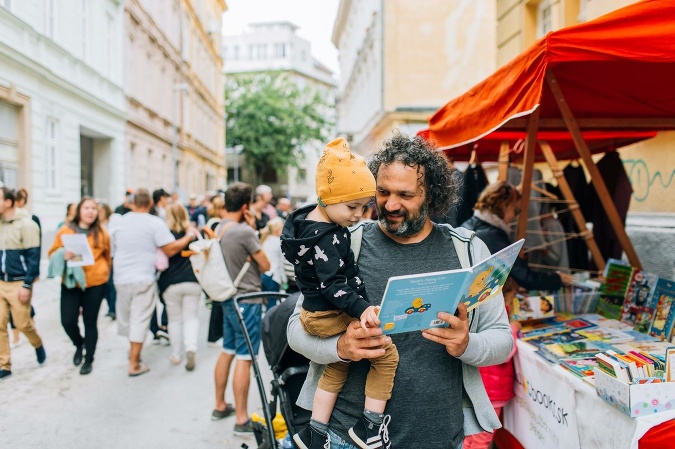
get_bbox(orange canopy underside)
[426,0,675,162]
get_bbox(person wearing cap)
[150,188,170,220]
[114,190,134,216]
[281,138,398,449]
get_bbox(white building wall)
[0,1,126,240]
[333,0,383,147]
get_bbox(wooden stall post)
[516,109,539,241]
[540,141,606,271]
[498,141,510,182]
[545,70,642,269]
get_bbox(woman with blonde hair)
[260,217,287,310]
[157,203,202,370]
[206,195,225,231]
[461,181,573,290]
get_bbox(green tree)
[225,72,333,184]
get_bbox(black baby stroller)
[233,292,311,449]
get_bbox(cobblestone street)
[1,274,273,449]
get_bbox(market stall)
[425,0,675,272]
[421,1,675,447]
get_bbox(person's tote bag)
[188,223,250,301]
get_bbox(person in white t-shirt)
[112,188,198,377]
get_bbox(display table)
[502,339,675,449]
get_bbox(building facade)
[0,0,126,237]
[125,0,226,201]
[496,0,675,277]
[222,21,336,203]
[332,0,497,155]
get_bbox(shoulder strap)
[350,221,475,267]
[348,222,367,261]
[216,220,237,241]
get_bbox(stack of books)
[595,350,665,384]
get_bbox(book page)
[378,269,470,335]
[61,234,95,267]
[377,239,524,335]
[460,239,524,312]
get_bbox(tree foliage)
[225,72,333,183]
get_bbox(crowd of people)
[0,132,573,448]
[0,180,306,437]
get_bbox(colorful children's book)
[377,239,525,335]
[522,330,587,348]
[596,262,634,320]
[648,278,675,341]
[633,307,656,334]
[512,292,556,320]
[577,327,635,343]
[560,357,600,379]
[613,340,675,357]
[558,317,597,331]
[620,270,660,325]
[541,340,616,362]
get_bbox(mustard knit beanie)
[315,138,376,206]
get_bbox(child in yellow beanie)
[281,138,398,449]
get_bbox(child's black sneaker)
[293,425,330,449]
[348,414,391,449]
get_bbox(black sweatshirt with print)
[281,204,371,319]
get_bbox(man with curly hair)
[288,133,513,448]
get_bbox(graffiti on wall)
[623,159,675,202]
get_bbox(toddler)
[281,138,399,449]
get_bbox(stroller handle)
[233,291,290,449]
[235,291,290,301]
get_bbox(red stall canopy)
[426,0,675,159]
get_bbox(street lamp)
[225,144,244,183]
[172,82,189,192]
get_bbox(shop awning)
[426,0,675,159]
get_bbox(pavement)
[1,274,276,449]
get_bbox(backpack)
[188,221,250,301]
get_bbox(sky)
[222,0,341,75]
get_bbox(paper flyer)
[61,233,95,267]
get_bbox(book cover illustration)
[620,270,659,325]
[649,278,675,341]
[560,357,600,378]
[633,307,656,334]
[512,292,556,320]
[576,327,635,344]
[613,340,675,356]
[558,317,597,331]
[377,239,524,335]
[596,262,634,320]
[541,340,616,361]
[519,324,569,341]
[522,330,587,348]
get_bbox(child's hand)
[360,306,380,330]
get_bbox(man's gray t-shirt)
[219,220,262,294]
[112,212,174,285]
[330,222,465,448]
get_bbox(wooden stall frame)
[545,70,642,270]
[515,109,540,241]
[539,141,606,271]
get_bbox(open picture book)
[378,239,524,335]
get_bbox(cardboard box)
[594,369,675,417]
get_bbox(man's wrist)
[336,333,351,362]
